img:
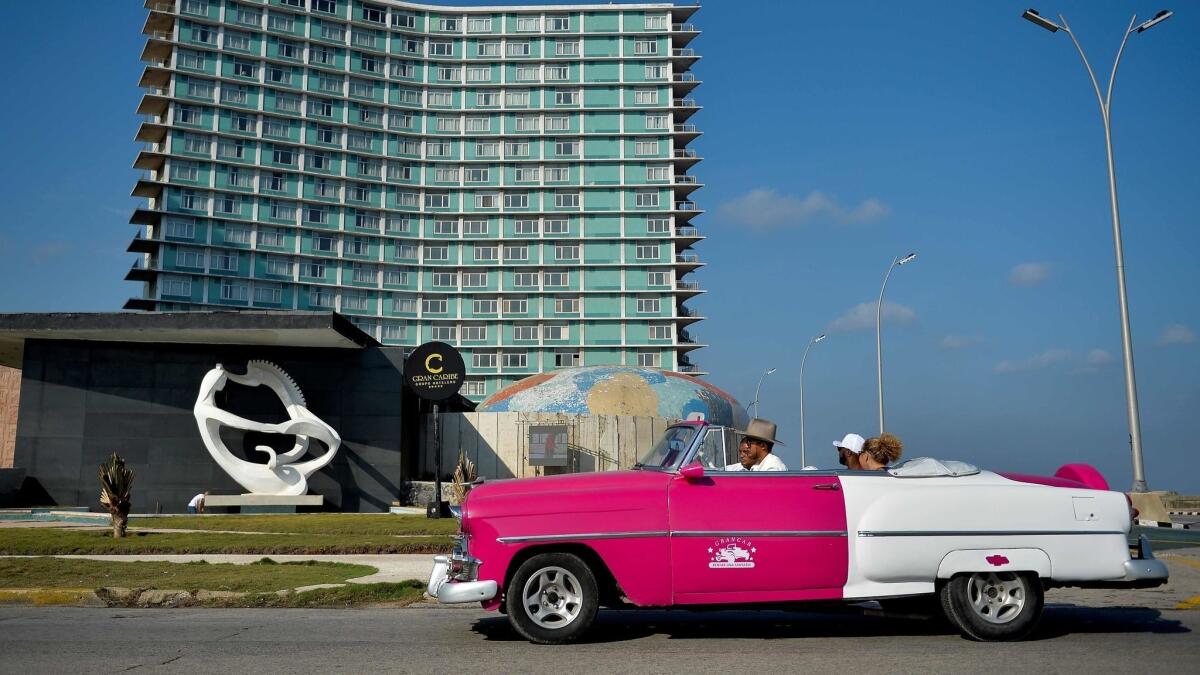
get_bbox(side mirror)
[679,462,705,481]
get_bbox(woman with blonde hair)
[860,433,903,470]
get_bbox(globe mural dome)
[478,366,749,428]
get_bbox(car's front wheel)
[939,571,1044,641]
[505,552,599,644]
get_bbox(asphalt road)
[0,603,1194,674]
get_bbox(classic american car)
[428,421,1167,644]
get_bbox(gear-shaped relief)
[193,362,341,496]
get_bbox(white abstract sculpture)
[193,361,341,496]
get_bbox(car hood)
[463,470,671,537]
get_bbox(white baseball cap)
[833,433,865,454]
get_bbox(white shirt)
[723,454,789,472]
[188,493,206,508]
[751,453,788,471]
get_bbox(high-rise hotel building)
[127,0,704,400]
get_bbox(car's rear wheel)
[506,552,599,644]
[939,571,1043,641]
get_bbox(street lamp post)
[799,334,826,468]
[750,367,776,419]
[1021,8,1172,492]
[876,253,917,435]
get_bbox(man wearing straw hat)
[726,418,788,471]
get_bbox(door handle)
[812,483,841,491]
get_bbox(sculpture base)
[205,494,324,514]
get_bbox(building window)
[504,298,528,314]
[260,227,286,247]
[220,279,248,301]
[503,352,528,368]
[637,297,661,313]
[432,272,457,287]
[646,113,668,130]
[636,244,661,259]
[224,31,252,51]
[392,295,416,313]
[426,192,450,208]
[635,140,660,156]
[513,220,538,236]
[170,161,198,181]
[473,353,497,368]
[646,14,668,30]
[545,65,569,82]
[555,297,579,314]
[554,141,578,157]
[504,193,529,209]
[647,271,669,286]
[474,298,497,314]
[554,89,579,106]
[543,324,566,340]
[637,351,661,367]
[162,276,192,297]
[300,261,326,278]
[429,41,453,56]
[635,191,661,208]
[424,245,449,261]
[634,89,659,105]
[176,248,205,268]
[645,64,667,80]
[505,90,530,107]
[549,15,570,32]
[462,272,487,287]
[513,325,537,341]
[506,41,531,57]
[213,253,238,273]
[433,219,458,235]
[555,41,579,56]
[544,219,568,234]
[647,218,671,233]
[514,167,538,182]
[554,192,580,208]
[543,271,568,287]
[422,298,448,314]
[650,324,672,340]
[467,17,492,33]
[477,40,500,57]
[555,351,580,367]
[634,39,659,55]
[647,165,671,181]
[164,219,195,239]
[554,244,578,260]
[381,322,407,341]
[464,220,488,235]
[474,245,497,261]
[313,235,336,252]
[514,272,537,287]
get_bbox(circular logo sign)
[404,342,465,401]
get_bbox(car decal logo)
[986,555,1010,567]
[708,537,756,569]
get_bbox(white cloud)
[940,334,983,350]
[715,188,890,230]
[1009,262,1052,287]
[1086,349,1114,366]
[1157,324,1196,346]
[829,301,916,333]
[994,348,1073,374]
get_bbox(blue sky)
[0,1,1197,492]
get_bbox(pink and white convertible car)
[428,422,1167,644]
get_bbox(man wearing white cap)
[834,433,866,470]
[724,418,788,471]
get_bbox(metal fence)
[419,412,678,480]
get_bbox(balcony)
[136,87,170,117]
[671,72,701,94]
[676,253,701,264]
[672,123,701,145]
[672,98,701,122]
[126,231,159,254]
[124,298,158,311]
[671,23,700,47]
[674,201,701,212]
[676,279,702,293]
[125,260,156,283]
[675,305,706,324]
[670,47,701,67]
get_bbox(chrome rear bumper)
[1058,534,1169,590]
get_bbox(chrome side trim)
[671,530,847,538]
[497,529,846,543]
[858,530,1125,538]
[497,531,670,544]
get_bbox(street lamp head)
[1022,9,1062,32]
[897,253,918,266]
[814,334,827,344]
[1135,10,1173,33]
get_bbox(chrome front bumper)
[427,550,497,604]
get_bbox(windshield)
[636,425,700,470]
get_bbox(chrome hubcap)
[522,566,583,629]
[966,572,1027,624]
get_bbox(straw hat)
[740,418,784,445]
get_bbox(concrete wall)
[419,412,677,480]
[0,365,18,468]
[14,339,410,512]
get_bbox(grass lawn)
[134,513,459,536]
[0,529,453,555]
[0,557,377,594]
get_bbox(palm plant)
[98,453,134,539]
[450,451,477,505]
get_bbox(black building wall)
[14,339,411,512]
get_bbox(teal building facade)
[127,0,705,400]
